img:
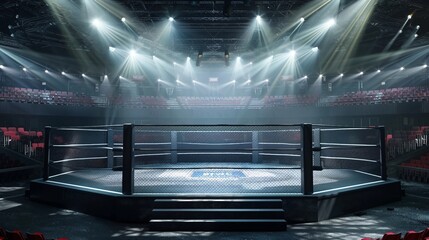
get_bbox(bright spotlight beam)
[91,18,104,28]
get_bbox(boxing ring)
[28,124,402,224]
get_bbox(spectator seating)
[5,230,26,240]
[177,96,251,109]
[387,126,429,160]
[403,230,423,240]
[400,154,429,183]
[0,227,69,240]
[361,227,429,240]
[2,85,429,109]
[1,126,44,158]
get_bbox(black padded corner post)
[301,124,313,195]
[378,126,387,180]
[107,128,114,168]
[122,123,134,195]
[43,126,51,181]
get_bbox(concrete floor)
[1,179,428,240]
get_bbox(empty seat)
[6,230,26,240]
[403,230,421,240]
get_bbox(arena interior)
[1,0,429,239]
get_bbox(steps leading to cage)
[148,198,287,231]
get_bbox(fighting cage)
[42,124,386,196]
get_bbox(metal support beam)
[107,128,114,168]
[301,124,313,195]
[122,123,134,195]
[42,126,51,181]
[379,126,387,180]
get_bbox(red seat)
[6,230,26,240]
[420,227,429,240]
[403,230,423,240]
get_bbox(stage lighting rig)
[196,51,203,67]
[224,50,230,66]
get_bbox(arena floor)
[0,179,428,240]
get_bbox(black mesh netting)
[45,124,384,194]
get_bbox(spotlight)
[359,71,364,75]
[22,68,27,72]
[187,56,190,61]
[121,17,126,22]
[400,67,404,71]
[104,75,108,78]
[340,73,344,77]
[224,50,230,66]
[45,70,49,73]
[325,18,336,28]
[377,69,381,73]
[82,73,86,77]
[91,18,103,28]
[398,30,403,34]
[129,49,136,57]
[0,65,4,69]
[304,75,308,79]
[173,62,177,65]
[289,50,296,57]
[119,75,123,79]
[169,17,174,22]
[249,62,253,65]
[109,46,116,52]
[10,34,14,37]
[232,80,236,83]
[416,25,420,30]
[8,25,12,29]
[381,81,386,86]
[319,74,323,78]
[157,79,161,82]
[196,51,203,66]
[312,47,319,52]
[300,17,305,22]
[256,15,261,23]
[415,34,418,38]
[61,71,65,75]
[424,64,428,68]
[236,56,241,61]
[407,14,412,19]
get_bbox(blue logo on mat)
[192,170,245,178]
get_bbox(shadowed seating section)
[5,230,26,240]
[0,228,69,240]
[403,230,423,240]
[361,227,429,240]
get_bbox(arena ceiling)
[0,0,428,73]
